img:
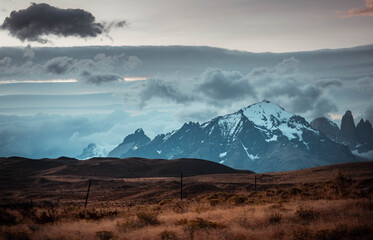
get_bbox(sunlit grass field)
[1,168,372,240]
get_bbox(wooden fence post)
[85,179,92,208]
[254,175,257,191]
[180,173,183,201]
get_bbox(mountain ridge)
[113,101,356,172]
[0,156,249,179]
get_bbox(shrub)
[33,210,56,224]
[136,211,160,226]
[176,217,225,231]
[187,218,226,230]
[208,198,219,206]
[295,207,319,224]
[78,208,118,221]
[177,218,226,240]
[269,212,282,224]
[231,195,247,205]
[290,187,302,196]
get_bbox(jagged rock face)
[356,119,373,153]
[120,101,355,172]
[337,110,357,149]
[357,119,373,144]
[77,143,106,160]
[108,129,151,157]
[310,117,339,140]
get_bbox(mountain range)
[103,101,358,172]
[311,110,373,159]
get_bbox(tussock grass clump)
[206,193,234,206]
[268,212,282,224]
[117,211,160,232]
[77,208,118,221]
[33,209,56,224]
[176,217,226,240]
[295,207,319,224]
[136,211,160,226]
[176,217,226,230]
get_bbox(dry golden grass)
[1,198,372,240]
[1,169,373,240]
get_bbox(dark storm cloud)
[0,50,142,84]
[138,78,194,107]
[45,56,75,74]
[80,71,123,85]
[1,45,373,81]
[197,68,257,101]
[289,85,322,113]
[0,45,372,121]
[249,57,339,118]
[136,68,258,108]
[0,3,127,43]
[132,56,341,118]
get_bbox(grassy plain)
[1,161,372,239]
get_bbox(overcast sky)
[0,1,372,159]
[0,0,372,52]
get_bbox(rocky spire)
[356,119,373,144]
[337,110,357,149]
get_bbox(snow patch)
[243,101,316,146]
[240,140,259,161]
[243,101,293,129]
[217,113,242,137]
[219,152,227,158]
[265,135,278,142]
[352,150,373,159]
[163,130,177,141]
[219,160,225,164]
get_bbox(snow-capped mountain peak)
[242,100,293,129]
[117,101,356,172]
[241,100,318,144]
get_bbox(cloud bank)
[1,3,127,43]
[0,46,142,84]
